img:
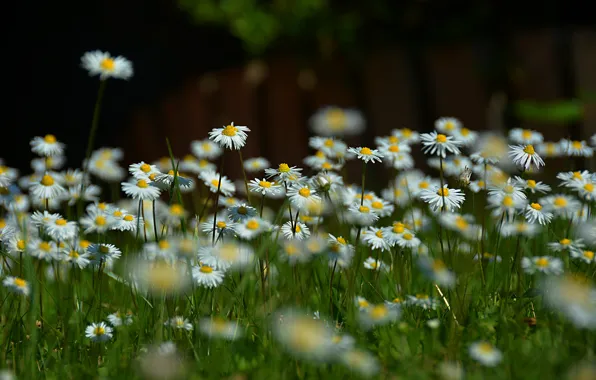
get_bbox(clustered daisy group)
[1,50,596,378]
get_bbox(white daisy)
[363,256,387,271]
[547,237,584,253]
[521,256,564,275]
[540,194,581,218]
[286,185,321,211]
[200,171,236,197]
[501,221,540,237]
[512,176,551,194]
[509,144,545,170]
[190,139,223,160]
[129,161,161,180]
[81,50,133,80]
[569,248,595,264]
[560,139,593,157]
[420,132,462,158]
[524,202,553,225]
[45,217,78,241]
[281,221,310,240]
[85,322,113,342]
[347,147,383,164]
[208,122,250,150]
[394,231,421,249]
[358,303,400,330]
[309,106,365,137]
[469,341,502,367]
[121,179,161,200]
[451,127,478,146]
[435,117,461,134]
[509,128,543,145]
[248,178,282,197]
[30,135,65,157]
[227,203,258,222]
[243,157,270,173]
[419,185,465,212]
[2,276,30,296]
[347,203,379,226]
[192,264,225,288]
[29,173,67,200]
[536,141,563,158]
[165,316,193,331]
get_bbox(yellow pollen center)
[323,139,334,147]
[94,326,106,335]
[140,164,151,173]
[41,175,54,186]
[137,180,149,189]
[158,240,170,250]
[321,162,332,170]
[573,172,582,179]
[69,250,79,258]
[55,219,67,226]
[359,205,370,213]
[216,221,227,229]
[523,145,535,155]
[584,183,594,192]
[222,125,237,136]
[553,197,567,207]
[403,233,413,241]
[436,134,447,143]
[370,305,388,319]
[80,240,90,249]
[170,204,184,216]
[99,245,110,254]
[371,201,383,209]
[560,238,571,245]
[432,259,446,271]
[375,230,383,238]
[358,299,369,308]
[388,145,399,153]
[246,220,259,230]
[527,180,536,188]
[100,58,115,71]
[460,128,470,136]
[278,163,290,173]
[583,251,594,260]
[337,237,346,245]
[39,242,51,252]
[17,240,26,250]
[478,343,494,354]
[326,109,346,130]
[315,151,325,159]
[536,257,549,268]
[530,203,542,210]
[360,147,373,155]
[502,196,514,207]
[298,188,311,197]
[437,188,449,197]
[444,121,455,130]
[14,278,26,288]
[42,134,57,145]
[455,217,468,230]
[416,294,429,300]
[200,265,213,274]
[259,180,272,188]
[572,141,582,149]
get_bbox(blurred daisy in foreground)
[363,256,388,271]
[208,122,250,150]
[468,341,502,367]
[358,303,399,330]
[81,50,133,80]
[243,157,270,173]
[435,117,461,134]
[418,256,455,288]
[547,238,584,253]
[340,349,380,377]
[131,260,190,296]
[272,309,336,362]
[309,106,365,137]
[2,276,30,296]
[85,322,113,342]
[569,248,595,264]
[542,274,596,329]
[200,171,236,197]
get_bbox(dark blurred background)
[5,0,596,177]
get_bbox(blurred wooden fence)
[125,28,596,179]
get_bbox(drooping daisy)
[30,135,65,157]
[248,178,282,197]
[165,316,193,331]
[81,50,133,80]
[309,106,365,137]
[190,139,223,160]
[524,202,553,225]
[362,227,390,251]
[85,322,114,342]
[2,276,30,296]
[208,122,250,150]
[121,178,161,200]
[521,256,564,275]
[512,176,551,194]
[420,131,462,158]
[509,128,543,145]
[243,157,270,173]
[557,170,592,187]
[29,173,67,200]
[31,155,65,173]
[509,144,545,170]
[199,171,236,197]
[420,185,465,212]
[347,146,383,164]
[192,264,225,288]
[469,341,502,367]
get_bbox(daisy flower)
[560,139,593,157]
[512,176,551,194]
[420,185,465,212]
[286,185,321,211]
[265,163,303,182]
[309,136,348,158]
[438,213,480,240]
[204,242,255,272]
[418,256,455,287]
[30,135,65,157]
[363,256,387,271]
[541,194,582,218]
[501,221,540,237]
[29,239,58,261]
[2,276,30,296]
[488,194,527,219]
[153,170,194,191]
[279,240,309,265]
[0,165,19,187]
[509,128,543,145]
[88,157,126,182]
[208,122,250,150]
[347,147,383,164]
[85,322,113,342]
[132,260,190,295]
[548,238,584,253]
[281,221,310,240]
[45,217,78,241]
[536,141,563,158]
[199,317,242,340]
[394,231,421,249]
[87,243,122,265]
[165,317,193,331]
[571,179,596,201]
[557,170,592,187]
[248,178,282,197]
[200,217,236,239]
[243,157,270,173]
[395,128,420,144]
[309,106,365,137]
[81,50,133,80]
[347,203,379,226]
[65,184,101,206]
[31,155,65,173]
[192,264,225,288]
[509,144,545,170]
[227,203,257,223]
[469,341,502,367]
[522,256,564,275]
[569,248,595,264]
[541,274,596,329]
[200,171,236,197]
[451,127,478,146]
[29,173,66,200]
[107,311,133,327]
[190,139,223,160]
[80,210,114,234]
[358,303,399,330]
[420,131,462,158]
[435,117,461,134]
[524,202,553,225]
[362,227,390,251]
[121,179,161,200]
[62,247,91,269]
[365,197,394,218]
[129,161,161,180]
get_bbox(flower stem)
[237,150,252,205]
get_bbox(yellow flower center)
[553,197,567,207]
[523,145,535,155]
[44,134,57,144]
[80,240,90,249]
[388,145,399,153]
[326,109,346,130]
[200,265,213,274]
[402,233,413,241]
[94,216,106,226]
[39,242,51,252]
[41,175,54,186]
[432,259,446,271]
[370,305,388,320]
[140,163,151,173]
[279,163,290,173]
[573,171,582,180]
[337,237,346,245]
[246,220,259,230]
[460,128,470,136]
[359,205,370,213]
[478,342,494,354]
[100,58,115,71]
[416,294,429,300]
[455,217,468,230]
[285,244,298,255]
[584,183,594,192]
[560,238,571,245]
[99,245,110,254]
[216,221,227,229]
[321,162,332,170]
[418,181,429,189]
[170,204,184,216]
[437,188,449,197]
[69,250,79,258]
[222,125,237,136]
[202,142,212,151]
[158,240,170,250]
[583,251,594,260]
[17,240,26,250]
[294,225,301,233]
[94,326,106,335]
[444,121,455,131]
[392,222,405,234]
[315,151,325,159]
[572,141,582,150]
[358,299,369,308]
[360,147,373,155]
[530,203,542,210]
[536,257,550,268]
[375,230,383,238]
[55,219,67,226]
[527,180,536,188]
[14,278,26,290]
[436,134,447,143]
[298,188,311,197]
[259,180,272,188]
[371,201,383,209]
[502,196,514,207]
[210,179,220,189]
[137,180,149,189]
[389,136,400,143]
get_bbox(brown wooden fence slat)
[572,30,596,140]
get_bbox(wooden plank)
[572,29,596,140]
